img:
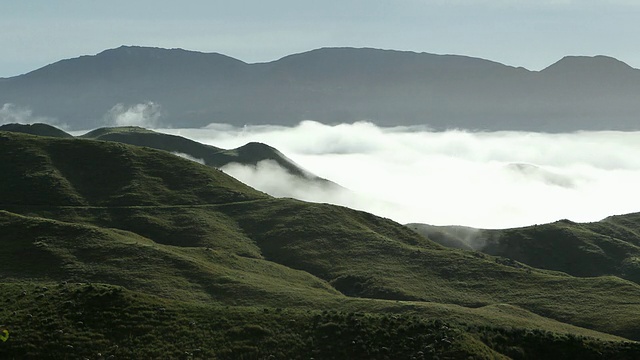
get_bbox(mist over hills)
[0,123,339,191]
[2,46,640,131]
[3,130,640,357]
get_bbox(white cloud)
[0,103,64,128]
[171,152,205,165]
[159,121,640,229]
[105,102,162,128]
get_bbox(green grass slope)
[7,282,639,360]
[0,210,340,306]
[0,131,266,206]
[2,131,640,357]
[410,215,640,286]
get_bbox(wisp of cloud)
[161,121,640,229]
[171,152,205,165]
[0,103,65,128]
[105,102,162,127]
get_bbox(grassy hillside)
[2,130,640,357]
[7,282,640,360]
[0,131,266,207]
[409,218,640,286]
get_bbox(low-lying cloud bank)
[163,121,640,228]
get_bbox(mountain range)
[3,129,640,357]
[2,46,640,131]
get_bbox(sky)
[2,0,640,77]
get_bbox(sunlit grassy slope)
[2,131,640,358]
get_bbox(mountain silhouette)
[2,46,640,131]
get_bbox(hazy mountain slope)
[3,46,640,131]
[80,126,333,184]
[4,132,640,353]
[0,123,73,138]
[406,223,480,250]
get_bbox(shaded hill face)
[4,132,640,349]
[409,216,640,285]
[2,46,640,131]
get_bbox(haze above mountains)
[2,46,640,132]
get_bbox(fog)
[157,121,640,229]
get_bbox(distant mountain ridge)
[2,46,640,131]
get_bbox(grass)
[2,282,639,359]
[3,130,640,357]
[411,215,640,287]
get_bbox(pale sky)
[1,0,640,77]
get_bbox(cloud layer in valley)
[159,121,640,229]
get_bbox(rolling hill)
[409,216,640,286]
[0,123,73,138]
[2,46,640,131]
[2,131,640,358]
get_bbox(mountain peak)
[541,55,635,74]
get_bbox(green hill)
[410,217,640,285]
[2,131,640,358]
[0,123,73,138]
